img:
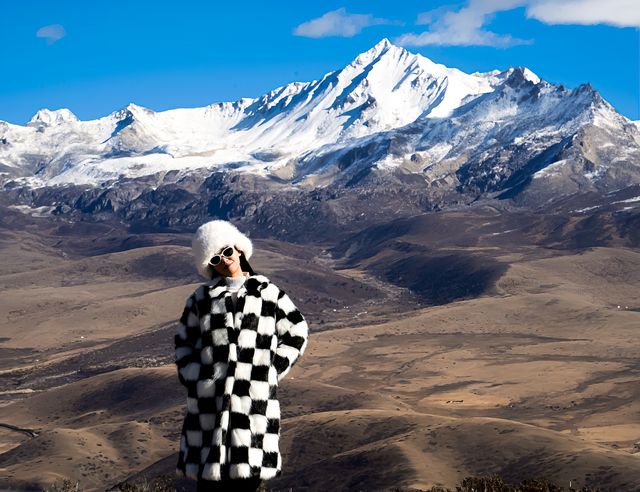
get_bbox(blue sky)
[1,0,638,124]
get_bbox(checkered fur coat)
[175,274,308,481]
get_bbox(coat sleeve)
[174,294,202,391]
[273,289,309,382]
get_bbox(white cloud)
[526,0,640,28]
[397,0,531,48]
[293,8,395,38]
[396,0,638,49]
[396,29,530,48]
[416,6,456,26]
[36,24,66,45]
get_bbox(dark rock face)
[458,137,573,196]
[6,165,640,254]
[4,169,442,244]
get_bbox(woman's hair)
[239,252,256,275]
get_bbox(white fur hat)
[192,220,253,279]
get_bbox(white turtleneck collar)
[224,272,248,293]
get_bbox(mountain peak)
[28,108,78,126]
[372,38,392,52]
[350,38,409,68]
[503,66,540,87]
[108,103,155,122]
[124,103,154,115]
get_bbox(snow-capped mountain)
[292,66,640,202]
[1,38,639,221]
[0,39,537,186]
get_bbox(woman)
[175,220,309,491]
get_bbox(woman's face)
[212,246,243,278]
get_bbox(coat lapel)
[207,275,265,336]
[239,277,265,332]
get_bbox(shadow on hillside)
[372,253,508,305]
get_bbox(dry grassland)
[1,218,639,491]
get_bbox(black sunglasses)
[208,246,235,267]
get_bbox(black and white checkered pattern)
[175,274,308,481]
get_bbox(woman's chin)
[224,265,240,276]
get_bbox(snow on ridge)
[573,205,600,213]
[522,67,540,84]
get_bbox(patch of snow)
[613,196,640,204]
[585,166,607,180]
[522,68,540,84]
[374,154,401,170]
[572,205,600,213]
[533,160,567,179]
[9,204,56,217]
[591,104,625,131]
